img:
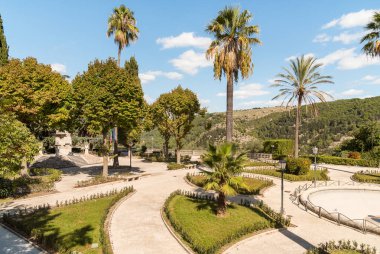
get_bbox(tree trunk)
[176,145,181,164]
[20,156,28,176]
[226,74,234,142]
[294,98,302,158]
[216,191,227,216]
[103,132,109,177]
[113,127,119,167]
[129,145,132,169]
[117,47,121,67]
[163,136,170,160]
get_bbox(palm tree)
[206,7,261,142]
[107,5,139,66]
[202,143,248,216]
[361,12,380,57]
[107,5,138,166]
[272,56,333,158]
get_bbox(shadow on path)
[279,229,315,250]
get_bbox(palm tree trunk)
[103,132,109,177]
[113,46,122,167]
[217,191,227,216]
[226,74,234,142]
[294,98,302,158]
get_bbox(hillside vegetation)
[140,96,380,153]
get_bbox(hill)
[140,96,380,154]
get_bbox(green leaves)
[0,15,9,67]
[361,12,380,57]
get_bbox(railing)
[291,181,380,235]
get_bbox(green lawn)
[244,161,276,167]
[187,174,273,195]
[4,195,116,253]
[352,171,380,184]
[243,169,329,181]
[166,195,272,254]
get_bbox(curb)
[160,207,194,254]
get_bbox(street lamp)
[279,159,286,214]
[312,146,318,186]
[271,145,275,159]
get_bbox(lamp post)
[271,144,275,159]
[312,146,318,186]
[279,159,286,214]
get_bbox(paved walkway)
[0,225,42,254]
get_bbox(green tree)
[71,58,144,176]
[202,143,248,216]
[0,14,9,66]
[271,55,333,158]
[361,12,380,57]
[0,57,71,137]
[151,86,201,164]
[107,4,139,166]
[0,114,39,175]
[206,6,261,142]
[341,122,380,152]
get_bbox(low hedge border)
[306,240,376,254]
[351,170,380,184]
[304,155,379,168]
[243,169,330,182]
[163,190,290,254]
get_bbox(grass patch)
[243,169,329,182]
[3,187,133,253]
[167,163,186,170]
[165,195,273,254]
[186,173,273,195]
[352,170,380,184]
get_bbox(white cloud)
[322,9,379,29]
[200,98,210,107]
[51,63,66,74]
[341,89,364,96]
[170,50,212,74]
[362,75,380,85]
[313,34,331,43]
[319,47,380,69]
[217,83,270,99]
[139,70,183,84]
[332,31,365,44]
[239,100,282,108]
[144,95,154,104]
[156,32,212,50]
[285,53,315,62]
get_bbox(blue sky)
[1,0,380,112]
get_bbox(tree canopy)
[151,86,202,163]
[0,57,71,138]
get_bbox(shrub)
[348,151,361,159]
[352,170,380,184]
[167,163,185,170]
[286,158,311,175]
[263,139,294,157]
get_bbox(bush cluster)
[286,158,311,175]
[244,168,329,181]
[305,155,378,167]
[263,139,294,158]
[352,170,380,184]
[306,240,376,254]
[348,151,361,160]
[76,175,123,188]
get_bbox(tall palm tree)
[107,5,139,66]
[206,7,261,142]
[107,5,138,166]
[361,12,380,57]
[202,143,248,216]
[272,56,333,158]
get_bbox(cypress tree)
[0,14,9,66]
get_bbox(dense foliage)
[306,240,376,254]
[286,158,311,175]
[304,155,379,167]
[263,139,294,158]
[0,14,9,66]
[352,170,380,184]
[0,115,39,175]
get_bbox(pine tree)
[0,14,9,66]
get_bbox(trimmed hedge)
[306,240,376,254]
[286,158,311,175]
[304,155,378,167]
[244,168,329,182]
[352,170,380,184]
[167,163,186,170]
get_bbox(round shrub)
[348,151,361,160]
[286,158,311,175]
